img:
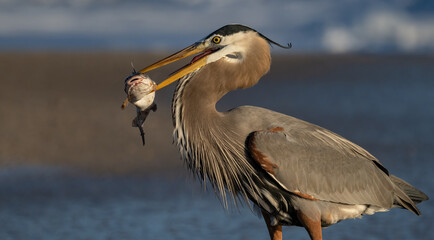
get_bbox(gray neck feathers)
[171,69,258,207]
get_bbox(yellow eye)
[212,36,221,44]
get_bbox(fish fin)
[121,97,129,109]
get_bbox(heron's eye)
[212,36,221,44]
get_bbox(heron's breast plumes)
[171,72,259,208]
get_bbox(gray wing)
[247,120,396,209]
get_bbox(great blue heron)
[138,24,428,240]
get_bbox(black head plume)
[209,24,292,49]
[258,32,292,49]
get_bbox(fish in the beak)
[121,72,157,146]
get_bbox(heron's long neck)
[171,70,256,205]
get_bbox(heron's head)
[139,24,291,91]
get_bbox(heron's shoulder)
[227,105,299,121]
[226,105,322,130]
[227,105,378,162]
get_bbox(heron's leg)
[297,211,322,240]
[261,210,282,240]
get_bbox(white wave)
[323,10,434,52]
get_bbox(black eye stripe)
[226,52,241,59]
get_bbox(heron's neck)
[171,70,256,204]
[171,70,225,156]
[171,66,229,135]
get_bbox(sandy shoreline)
[1,52,433,174]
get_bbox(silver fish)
[121,72,157,145]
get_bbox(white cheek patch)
[207,44,246,64]
[205,31,255,64]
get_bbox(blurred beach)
[0,53,433,239]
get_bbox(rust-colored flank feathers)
[249,131,279,175]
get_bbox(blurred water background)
[1,0,434,239]
[1,0,434,53]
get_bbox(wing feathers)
[248,127,396,208]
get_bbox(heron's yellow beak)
[138,42,211,91]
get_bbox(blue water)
[0,167,271,240]
[0,164,432,240]
[1,58,434,239]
